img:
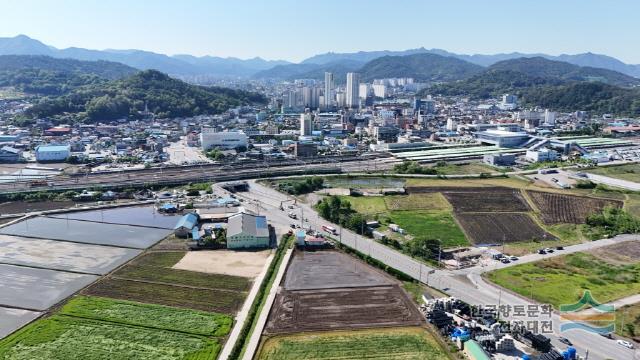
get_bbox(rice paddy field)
[257,327,449,360]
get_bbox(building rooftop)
[227,212,268,238]
[35,144,71,152]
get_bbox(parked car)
[600,333,614,339]
[538,249,547,255]
[510,256,519,261]
[617,340,634,349]
[544,247,554,253]
[556,246,564,250]
[501,258,511,264]
[559,337,572,346]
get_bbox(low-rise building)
[226,212,270,249]
[174,213,199,238]
[0,146,22,163]
[35,144,70,162]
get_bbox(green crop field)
[85,278,245,314]
[114,265,250,292]
[337,196,387,214]
[487,252,640,308]
[60,296,232,337]
[389,210,468,248]
[0,315,219,360]
[257,327,449,360]
[586,164,640,183]
[433,163,497,175]
[384,193,451,211]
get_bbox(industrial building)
[475,129,530,148]
[226,212,270,249]
[34,144,71,162]
[200,128,247,150]
[483,153,515,166]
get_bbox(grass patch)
[487,252,640,308]
[60,296,232,337]
[130,251,186,267]
[0,315,219,360]
[405,176,531,189]
[434,163,497,175]
[388,210,468,248]
[85,278,245,314]
[403,282,427,305]
[336,196,387,214]
[612,303,640,338]
[257,327,449,360]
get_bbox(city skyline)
[1,0,639,63]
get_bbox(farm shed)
[174,213,199,238]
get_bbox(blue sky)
[1,0,639,63]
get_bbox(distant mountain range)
[0,35,290,79]
[1,35,640,80]
[303,48,640,79]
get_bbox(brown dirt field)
[264,285,423,334]
[526,190,623,224]
[407,186,530,212]
[283,251,394,290]
[455,213,556,245]
[590,240,640,265]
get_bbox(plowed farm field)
[264,285,423,334]
[526,190,623,224]
[407,186,531,212]
[455,213,556,245]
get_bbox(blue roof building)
[174,213,199,238]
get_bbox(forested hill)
[424,57,640,116]
[0,55,137,95]
[359,53,483,82]
[25,70,267,122]
[488,57,640,87]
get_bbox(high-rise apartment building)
[324,72,334,108]
[300,109,313,136]
[346,72,360,108]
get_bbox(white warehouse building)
[35,144,71,162]
[200,128,247,150]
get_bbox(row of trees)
[586,206,640,237]
[277,177,324,195]
[315,196,367,235]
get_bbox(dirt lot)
[283,251,393,290]
[264,285,423,334]
[455,213,556,245]
[526,190,623,224]
[590,240,640,265]
[173,249,271,278]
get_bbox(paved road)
[575,172,640,191]
[244,180,636,360]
